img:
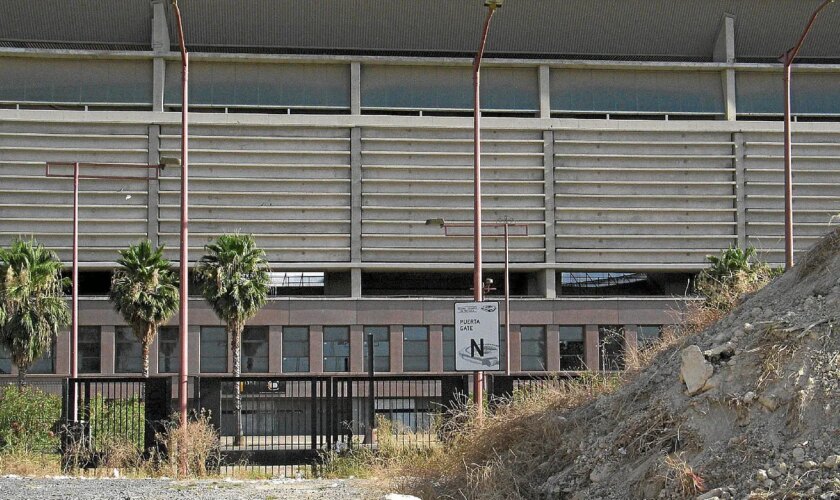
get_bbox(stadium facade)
[1,0,839,379]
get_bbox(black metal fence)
[194,374,469,474]
[62,377,171,467]
[486,373,581,403]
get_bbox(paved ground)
[0,476,377,500]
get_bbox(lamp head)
[425,218,446,227]
[485,0,503,8]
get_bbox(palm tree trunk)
[17,365,27,388]
[141,339,150,378]
[231,320,243,446]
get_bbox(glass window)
[637,325,662,350]
[558,326,585,370]
[29,337,56,374]
[363,326,390,372]
[599,325,625,371]
[78,326,101,374]
[242,326,269,373]
[0,345,11,374]
[158,326,180,373]
[114,326,142,374]
[442,326,455,372]
[520,326,546,371]
[282,327,309,373]
[323,326,350,372]
[402,326,429,372]
[200,326,227,373]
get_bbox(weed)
[153,409,221,478]
[661,453,705,496]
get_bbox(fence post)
[144,377,172,457]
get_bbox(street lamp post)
[471,0,502,420]
[45,159,177,420]
[426,218,528,377]
[780,0,835,270]
[171,0,190,429]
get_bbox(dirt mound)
[537,228,840,499]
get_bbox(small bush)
[154,409,221,478]
[85,396,145,451]
[0,386,62,453]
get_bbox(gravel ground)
[0,476,377,500]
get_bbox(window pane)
[558,326,585,370]
[637,325,662,349]
[29,337,56,374]
[78,326,101,374]
[283,327,309,373]
[242,326,268,373]
[115,326,142,374]
[520,326,546,371]
[0,345,11,374]
[323,326,350,372]
[599,325,625,371]
[200,326,227,374]
[363,326,390,372]
[403,326,429,372]
[158,326,180,373]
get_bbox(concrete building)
[1,0,839,379]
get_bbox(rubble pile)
[536,228,840,499]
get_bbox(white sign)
[454,301,500,371]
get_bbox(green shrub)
[0,386,62,453]
[84,396,146,451]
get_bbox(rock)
[704,342,735,362]
[757,395,778,412]
[744,323,755,333]
[743,391,757,403]
[382,495,421,500]
[762,479,775,489]
[754,469,768,482]
[681,345,714,395]
[697,487,724,499]
[803,460,819,469]
[702,374,723,393]
[767,467,782,479]
[806,486,822,496]
[792,447,806,462]
[589,466,610,483]
[822,455,840,469]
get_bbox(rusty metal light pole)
[780,0,834,270]
[472,0,502,420]
[45,160,174,420]
[171,0,190,429]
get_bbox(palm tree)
[109,240,179,377]
[195,234,269,445]
[0,238,70,387]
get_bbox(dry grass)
[0,450,60,476]
[660,453,705,496]
[154,410,221,478]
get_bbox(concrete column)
[545,324,560,372]
[188,325,201,376]
[149,330,159,375]
[268,325,283,373]
[509,326,521,372]
[733,132,747,249]
[147,125,161,246]
[389,325,403,373]
[310,325,324,374]
[350,127,363,298]
[349,324,364,373]
[624,324,638,357]
[55,330,70,376]
[714,14,736,120]
[584,324,599,371]
[538,65,551,118]
[101,325,115,375]
[543,130,557,298]
[151,0,169,112]
[429,325,443,373]
[350,62,361,115]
